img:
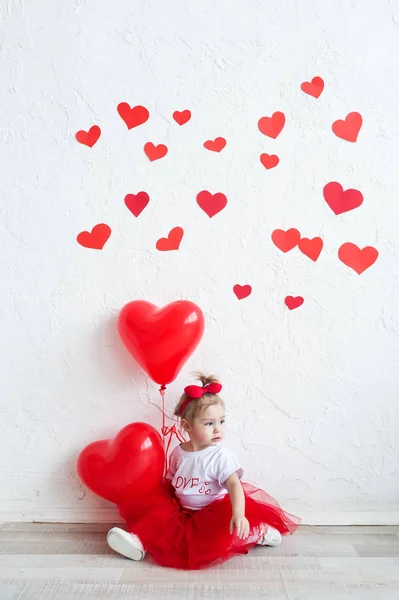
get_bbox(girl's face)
[186,403,226,448]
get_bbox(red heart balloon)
[77,422,164,504]
[118,300,205,385]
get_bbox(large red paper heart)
[117,103,149,129]
[173,110,191,125]
[118,300,205,385]
[197,191,227,218]
[332,112,362,142]
[233,284,252,300]
[144,142,168,161]
[75,125,101,147]
[301,76,324,98]
[298,237,323,262]
[204,137,226,152]
[258,111,285,139]
[77,224,111,250]
[260,153,279,169]
[271,228,301,253]
[125,192,150,217]
[77,422,165,504]
[285,296,304,310]
[338,243,378,274]
[156,227,184,251]
[323,182,363,215]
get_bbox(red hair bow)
[179,382,222,416]
[184,382,223,398]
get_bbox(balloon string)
[159,385,185,476]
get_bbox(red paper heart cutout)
[197,191,228,218]
[271,228,301,253]
[118,300,205,386]
[285,296,304,310]
[204,137,226,152]
[323,182,363,215]
[260,153,279,169]
[332,112,362,142]
[298,237,323,262]
[77,422,165,504]
[156,227,184,251]
[338,243,378,274]
[301,77,324,98]
[233,284,252,300]
[75,125,101,147]
[117,103,149,129]
[77,224,111,250]
[125,192,150,217]
[258,111,286,139]
[144,143,168,161]
[173,110,191,125]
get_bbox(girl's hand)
[230,515,250,540]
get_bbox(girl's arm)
[225,472,250,540]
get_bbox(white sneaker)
[107,527,146,561]
[257,525,282,547]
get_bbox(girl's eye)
[221,420,225,425]
[205,422,213,426]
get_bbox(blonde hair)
[174,373,224,423]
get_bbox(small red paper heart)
[144,142,168,161]
[125,192,150,217]
[271,228,301,253]
[75,125,101,148]
[260,153,279,169]
[156,227,184,251]
[301,76,324,98]
[77,422,165,503]
[338,243,378,274]
[298,237,323,262]
[117,103,149,129]
[197,191,228,218]
[258,111,286,139]
[204,137,226,152]
[332,112,362,142]
[233,284,252,300]
[173,110,191,125]
[285,296,304,310]
[323,182,363,215]
[77,224,111,250]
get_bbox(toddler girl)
[108,374,300,569]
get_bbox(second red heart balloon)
[118,300,205,386]
[77,422,164,504]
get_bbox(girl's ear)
[180,418,191,433]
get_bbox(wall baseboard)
[1,508,399,525]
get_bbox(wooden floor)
[0,524,398,599]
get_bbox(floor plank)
[0,524,398,599]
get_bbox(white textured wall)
[1,0,399,522]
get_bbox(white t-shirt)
[166,443,244,510]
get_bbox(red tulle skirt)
[118,481,300,570]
